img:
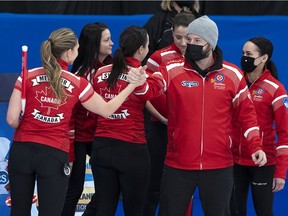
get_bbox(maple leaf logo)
[35,87,67,114]
[99,83,124,101]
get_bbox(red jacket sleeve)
[273,86,288,179]
[133,72,165,101]
[233,77,263,155]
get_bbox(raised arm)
[82,66,147,118]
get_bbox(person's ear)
[262,54,268,63]
[65,48,73,61]
[67,48,72,57]
[138,45,144,54]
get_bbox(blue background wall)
[0,14,287,215]
[0,14,288,99]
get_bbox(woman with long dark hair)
[61,22,114,216]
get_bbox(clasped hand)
[127,65,147,86]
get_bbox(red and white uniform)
[93,57,164,144]
[13,60,94,153]
[232,69,288,179]
[68,57,112,161]
[156,58,262,170]
[146,44,184,121]
[73,57,113,142]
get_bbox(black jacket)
[143,8,178,64]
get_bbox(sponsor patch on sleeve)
[283,97,288,110]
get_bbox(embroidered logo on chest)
[211,73,226,90]
[252,88,264,102]
[181,81,199,88]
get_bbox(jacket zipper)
[200,77,205,170]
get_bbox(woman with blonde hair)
[6,27,145,216]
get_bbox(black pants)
[8,141,69,216]
[158,165,233,216]
[61,141,92,216]
[83,137,150,216]
[144,121,168,216]
[144,108,151,138]
[230,164,275,216]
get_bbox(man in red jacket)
[144,11,196,216]
[150,15,267,216]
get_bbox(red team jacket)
[146,43,184,121]
[155,58,263,170]
[68,57,112,161]
[13,60,94,153]
[72,56,113,142]
[232,69,288,179]
[93,57,164,144]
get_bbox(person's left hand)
[251,150,267,167]
[272,177,285,192]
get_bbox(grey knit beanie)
[187,15,218,49]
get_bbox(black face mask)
[241,56,259,73]
[185,44,210,62]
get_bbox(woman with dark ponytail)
[231,36,288,216]
[83,26,164,216]
[6,27,146,216]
